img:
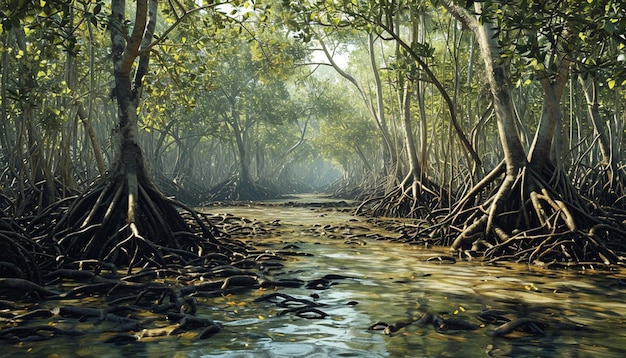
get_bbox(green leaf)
[607,78,616,89]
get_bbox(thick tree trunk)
[49,0,226,269]
[528,55,571,168]
[110,0,154,225]
[473,4,527,175]
[471,3,528,233]
[435,1,625,266]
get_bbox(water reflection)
[195,198,625,358]
[4,196,624,357]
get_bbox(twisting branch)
[338,3,482,169]
[139,3,223,55]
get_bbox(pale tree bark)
[441,1,558,240]
[578,75,625,203]
[470,4,527,175]
[49,0,226,268]
[416,13,429,182]
[365,5,482,173]
[528,54,572,167]
[579,76,616,168]
[368,32,397,173]
[398,10,424,200]
[435,1,625,266]
[460,2,527,234]
[76,103,106,175]
[355,10,440,218]
[76,2,107,176]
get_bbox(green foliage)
[472,0,625,87]
[309,81,378,170]
[1,0,624,194]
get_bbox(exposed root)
[423,162,626,267]
[204,175,283,202]
[0,193,43,284]
[0,230,43,284]
[41,172,234,271]
[355,173,446,219]
[577,163,626,210]
[324,174,386,201]
[0,208,299,345]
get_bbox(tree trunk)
[368,32,397,173]
[472,3,527,176]
[110,0,154,225]
[579,76,615,167]
[16,28,56,210]
[470,2,529,233]
[315,33,395,175]
[229,109,252,185]
[528,55,571,168]
[49,0,226,268]
[434,1,624,266]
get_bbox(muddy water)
[6,196,625,357]
[187,196,625,358]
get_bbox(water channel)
[6,195,626,357]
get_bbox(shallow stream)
[6,195,626,357]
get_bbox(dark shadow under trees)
[205,174,284,202]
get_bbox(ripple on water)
[200,342,387,358]
[20,198,623,358]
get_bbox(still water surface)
[7,196,626,357]
[189,199,625,358]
